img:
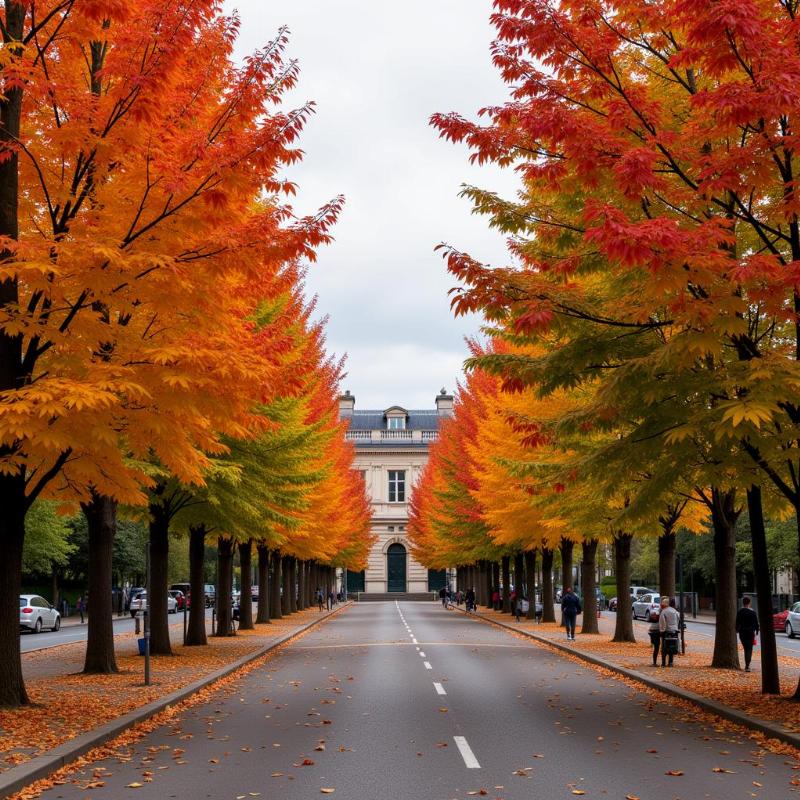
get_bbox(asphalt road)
[38,601,799,800]
[20,609,213,653]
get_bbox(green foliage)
[23,501,75,576]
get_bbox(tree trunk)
[186,524,207,645]
[525,550,537,620]
[747,486,780,693]
[542,548,556,623]
[215,538,235,636]
[289,557,298,613]
[81,493,119,673]
[297,559,307,611]
[0,475,28,706]
[0,5,31,709]
[256,544,270,624]
[271,551,283,620]
[560,537,574,626]
[148,504,172,655]
[580,538,599,635]
[238,539,254,630]
[658,532,677,600]
[710,487,740,669]
[612,533,635,643]
[501,556,511,613]
[514,552,524,613]
[281,555,292,615]
[560,537,574,594]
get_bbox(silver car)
[20,595,61,633]
[632,593,662,621]
[785,601,800,638]
[129,591,178,617]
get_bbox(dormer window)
[384,406,408,430]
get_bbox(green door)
[387,544,407,592]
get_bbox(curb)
[1,603,351,800]
[460,608,800,751]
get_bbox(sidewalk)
[1,604,349,792]
[462,606,800,749]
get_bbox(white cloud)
[225,0,518,409]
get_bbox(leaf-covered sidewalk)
[1,607,339,774]
[467,607,800,739]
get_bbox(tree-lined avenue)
[35,602,798,800]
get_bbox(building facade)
[339,390,453,594]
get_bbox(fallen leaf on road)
[645,749,657,753]
[466,791,488,797]
[665,770,684,776]
[271,772,284,777]
[315,744,326,751]
[626,795,640,800]
[126,782,144,788]
[438,707,448,712]
[712,767,735,773]
[320,789,335,794]
[572,791,585,796]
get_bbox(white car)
[129,591,178,617]
[632,593,662,621]
[785,601,800,638]
[20,595,61,633]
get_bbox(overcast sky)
[225,1,517,409]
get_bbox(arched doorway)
[387,543,407,592]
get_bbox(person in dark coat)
[465,587,476,613]
[561,586,581,641]
[735,596,760,672]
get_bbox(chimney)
[339,390,355,419]
[435,388,454,417]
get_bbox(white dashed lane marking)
[419,651,426,657]
[424,661,432,670]
[433,682,446,695]
[454,736,480,769]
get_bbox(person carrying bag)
[658,597,680,667]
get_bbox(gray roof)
[346,409,441,431]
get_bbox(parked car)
[608,596,618,612]
[785,601,800,639]
[632,593,662,620]
[773,609,790,632]
[129,592,178,617]
[630,586,658,598]
[250,585,259,602]
[204,584,215,608]
[168,589,187,611]
[20,595,61,633]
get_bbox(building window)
[387,416,406,430]
[388,470,406,502]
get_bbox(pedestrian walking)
[648,604,662,666]
[491,588,500,611]
[439,586,447,608]
[456,589,463,606]
[561,586,581,640]
[316,587,324,611]
[735,596,760,672]
[465,587,476,613]
[658,597,680,666]
[327,589,334,610]
[77,595,85,624]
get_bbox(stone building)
[339,389,453,595]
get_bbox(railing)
[381,430,413,440]
[345,430,372,440]
[344,429,439,442]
